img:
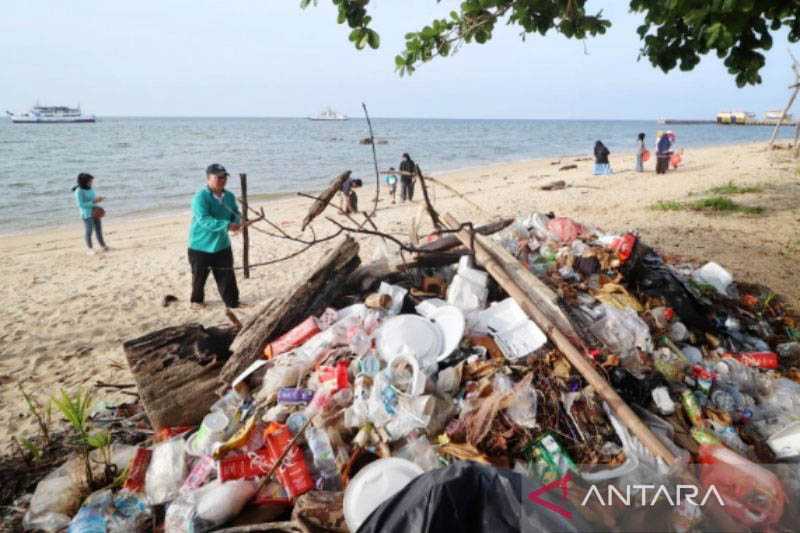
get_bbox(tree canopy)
[300,0,800,86]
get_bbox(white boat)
[765,110,793,122]
[308,106,348,121]
[6,104,96,123]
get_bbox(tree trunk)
[123,324,236,430]
[219,236,360,387]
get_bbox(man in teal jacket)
[187,163,241,309]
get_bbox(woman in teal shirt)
[72,173,108,255]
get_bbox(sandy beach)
[2,141,799,452]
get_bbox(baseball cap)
[206,163,229,177]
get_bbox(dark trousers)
[656,155,670,174]
[400,178,414,201]
[83,217,106,248]
[188,247,239,307]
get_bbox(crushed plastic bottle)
[305,427,342,491]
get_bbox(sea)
[0,117,791,233]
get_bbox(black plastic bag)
[620,241,714,333]
[357,462,594,533]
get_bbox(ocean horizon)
[1,116,792,233]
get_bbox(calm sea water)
[0,117,790,232]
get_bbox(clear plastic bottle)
[305,427,341,491]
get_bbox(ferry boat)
[6,104,96,123]
[308,106,348,121]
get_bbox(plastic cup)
[188,411,229,456]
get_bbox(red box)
[265,317,320,358]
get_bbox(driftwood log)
[301,170,351,231]
[219,236,360,386]
[414,218,514,254]
[123,324,236,430]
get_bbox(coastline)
[1,137,789,238]
[2,140,799,453]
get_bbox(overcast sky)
[2,1,797,119]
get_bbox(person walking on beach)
[187,163,241,309]
[656,132,673,174]
[399,153,416,202]
[593,141,612,175]
[72,172,108,255]
[385,167,398,204]
[635,133,647,172]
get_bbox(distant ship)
[6,104,96,124]
[308,106,348,121]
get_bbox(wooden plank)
[240,173,250,279]
[123,324,235,430]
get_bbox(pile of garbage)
[20,212,800,532]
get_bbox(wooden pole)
[239,173,250,279]
[768,52,800,148]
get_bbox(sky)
[2,0,797,119]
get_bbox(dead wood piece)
[219,236,360,387]
[123,323,236,430]
[415,218,514,254]
[540,180,567,191]
[558,164,578,171]
[301,171,351,231]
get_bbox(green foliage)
[52,388,93,440]
[650,199,684,211]
[688,195,765,214]
[20,384,52,445]
[706,181,764,195]
[303,1,800,83]
[651,195,765,214]
[19,436,43,460]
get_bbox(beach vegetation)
[304,1,800,85]
[688,196,765,214]
[19,384,52,446]
[706,181,764,195]
[651,200,684,211]
[51,388,115,488]
[651,196,765,215]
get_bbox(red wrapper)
[732,352,778,369]
[122,447,152,493]
[265,316,320,358]
[610,233,637,262]
[263,423,314,499]
[218,448,272,482]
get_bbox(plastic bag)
[505,374,538,429]
[146,438,188,505]
[589,304,652,360]
[358,462,591,533]
[68,488,151,533]
[23,459,86,532]
[165,480,258,533]
[378,282,408,316]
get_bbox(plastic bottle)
[305,427,342,491]
[712,425,749,455]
